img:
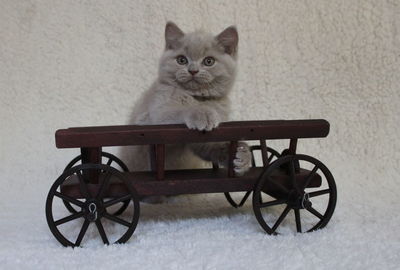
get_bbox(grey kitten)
[126,22,251,192]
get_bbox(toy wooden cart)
[46,119,337,247]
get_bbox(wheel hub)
[84,200,103,222]
[288,190,311,209]
[301,193,312,209]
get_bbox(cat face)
[158,22,238,98]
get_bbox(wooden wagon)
[46,119,337,247]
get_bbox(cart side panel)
[55,119,330,148]
[60,167,322,197]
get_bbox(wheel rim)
[225,146,281,208]
[46,164,140,247]
[62,152,130,216]
[252,154,337,234]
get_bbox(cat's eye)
[203,56,215,66]
[176,55,188,65]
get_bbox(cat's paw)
[233,142,252,176]
[184,107,221,131]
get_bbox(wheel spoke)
[103,212,132,227]
[76,171,91,199]
[106,158,112,166]
[224,193,238,208]
[54,211,84,226]
[259,198,287,208]
[306,206,324,220]
[75,220,90,246]
[308,189,330,198]
[110,200,130,216]
[272,205,291,232]
[239,191,252,207]
[55,192,84,207]
[303,165,319,189]
[95,220,109,245]
[267,154,275,163]
[96,172,112,200]
[104,194,131,208]
[294,209,302,233]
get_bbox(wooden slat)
[289,138,298,154]
[60,167,322,197]
[155,144,165,180]
[80,147,101,184]
[55,119,330,149]
[260,140,268,166]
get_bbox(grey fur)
[124,22,251,192]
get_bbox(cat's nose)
[189,70,199,75]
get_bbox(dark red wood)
[80,147,101,184]
[155,144,165,180]
[150,145,156,171]
[55,120,330,149]
[80,147,101,164]
[228,141,238,177]
[260,140,268,166]
[60,167,322,197]
[289,139,298,154]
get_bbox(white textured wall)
[1,0,399,232]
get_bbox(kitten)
[125,22,251,198]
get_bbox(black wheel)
[62,152,130,216]
[224,146,281,208]
[252,154,337,234]
[46,164,140,247]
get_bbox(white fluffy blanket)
[0,1,399,269]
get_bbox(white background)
[1,1,399,269]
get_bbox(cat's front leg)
[183,106,221,131]
[189,142,252,176]
[233,142,252,176]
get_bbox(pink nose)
[189,70,199,75]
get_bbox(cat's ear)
[216,26,238,56]
[165,21,184,50]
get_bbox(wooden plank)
[260,140,268,166]
[289,138,298,154]
[80,147,101,184]
[55,119,330,149]
[60,167,321,197]
[155,144,165,180]
[149,145,156,171]
[81,147,101,164]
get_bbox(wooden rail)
[55,119,330,149]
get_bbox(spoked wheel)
[46,164,140,247]
[252,154,337,235]
[224,146,281,208]
[62,152,130,216]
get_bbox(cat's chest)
[181,95,207,106]
[170,91,198,106]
